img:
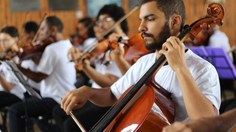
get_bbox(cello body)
[105,80,175,132]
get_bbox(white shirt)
[21,59,45,91]
[91,50,123,88]
[0,60,42,99]
[208,30,233,61]
[0,61,26,99]
[111,50,221,121]
[78,38,97,52]
[37,40,76,103]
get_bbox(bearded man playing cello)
[62,0,221,131]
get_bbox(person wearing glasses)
[53,4,129,132]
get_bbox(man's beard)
[143,23,171,51]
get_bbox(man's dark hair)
[0,26,19,37]
[96,4,129,34]
[23,21,39,34]
[46,16,63,32]
[141,0,186,30]
[78,17,95,37]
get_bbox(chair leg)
[1,109,8,132]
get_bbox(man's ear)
[169,14,182,35]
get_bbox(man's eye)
[147,18,155,21]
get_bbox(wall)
[0,0,235,46]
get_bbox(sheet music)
[189,46,236,79]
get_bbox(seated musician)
[0,26,44,131]
[0,26,25,108]
[8,16,76,132]
[53,4,130,131]
[22,21,39,46]
[62,0,220,131]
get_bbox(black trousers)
[0,91,21,109]
[53,101,110,132]
[8,97,58,132]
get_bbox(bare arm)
[112,55,131,75]
[82,60,119,87]
[17,65,48,83]
[111,45,131,75]
[159,37,217,120]
[175,65,217,119]
[0,74,15,92]
[162,109,236,132]
[61,85,117,115]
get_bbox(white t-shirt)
[21,59,45,91]
[78,38,97,52]
[0,61,26,99]
[111,49,221,121]
[37,39,76,103]
[91,50,123,88]
[0,60,42,99]
[208,30,233,61]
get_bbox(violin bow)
[31,13,48,44]
[83,6,139,53]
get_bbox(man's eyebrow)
[143,14,155,19]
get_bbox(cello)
[85,3,224,132]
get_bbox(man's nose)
[138,21,147,33]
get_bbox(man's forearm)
[218,109,236,131]
[175,67,217,119]
[17,65,47,82]
[83,65,118,87]
[89,87,117,107]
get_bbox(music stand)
[188,46,236,80]
[4,60,41,99]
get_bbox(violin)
[106,33,150,65]
[17,14,55,60]
[71,7,139,67]
[73,33,149,71]
[70,34,89,46]
[124,33,150,64]
[19,35,56,60]
[87,3,224,132]
[0,46,20,61]
[187,4,224,46]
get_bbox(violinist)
[0,26,43,132]
[53,4,129,131]
[0,26,20,61]
[8,16,76,132]
[61,0,221,131]
[0,26,25,108]
[71,17,96,88]
[71,17,96,49]
[21,21,39,47]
